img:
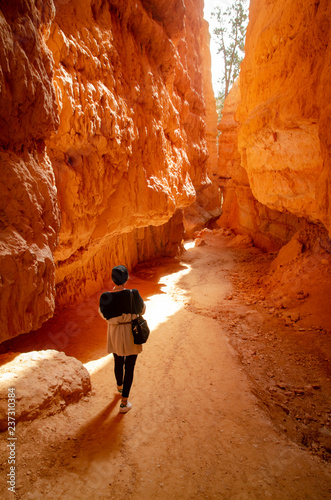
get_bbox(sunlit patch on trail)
[84,354,112,374]
[184,240,195,250]
[144,262,191,331]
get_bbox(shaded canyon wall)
[218,0,331,251]
[0,0,61,339]
[0,0,216,342]
[183,19,220,238]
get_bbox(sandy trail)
[1,233,331,499]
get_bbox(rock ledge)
[0,350,91,431]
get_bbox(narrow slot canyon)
[0,0,331,498]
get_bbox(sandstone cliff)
[183,18,220,238]
[218,80,309,252]
[0,0,215,342]
[218,0,331,252]
[237,0,331,235]
[0,1,60,339]
[47,0,211,305]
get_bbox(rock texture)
[237,0,331,235]
[218,0,331,252]
[47,0,210,302]
[183,18,221,238]
[183,183,221,238]
[217,80,305,251]
[0,0,216,341]
[0,350,91,430]
[201,19,218,179]
[47,0,212,291]
[55,209,185,304]
[0,1,60,341]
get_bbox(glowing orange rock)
[0,0,216,341]
[237,0,331,234]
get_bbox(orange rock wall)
[0,1,60,341]
[237,0,331,235]
[48,0,208,266]
[218,80,307,252]
[0,0,213,342]
[201,20,218,179]
[183,18,220,238]
[48,0,211,300]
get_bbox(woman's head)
[111,265,129,285]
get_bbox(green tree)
[212,0,248,118]
[215,91,225,122]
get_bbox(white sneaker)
[119,401,132,413]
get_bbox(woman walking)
[99,265,145,413]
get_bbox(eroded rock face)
[183,18,220,237]
[237,0,331,234]
[217,80,305,251]
[47,0,210,303]
[0,350,91,430]
[0,0,59,148]
[47,0,198,261]
[201,19,218,180]
[0,0,60,341]
[0,0,215,341]
[0,150,60,337]
[55,209,185,304]
[218,0,331,252]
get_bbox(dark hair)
[111,265,129,285]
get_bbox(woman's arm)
[132,289,146,314]
[99,292,113,319]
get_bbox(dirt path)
[1,233,331,499]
